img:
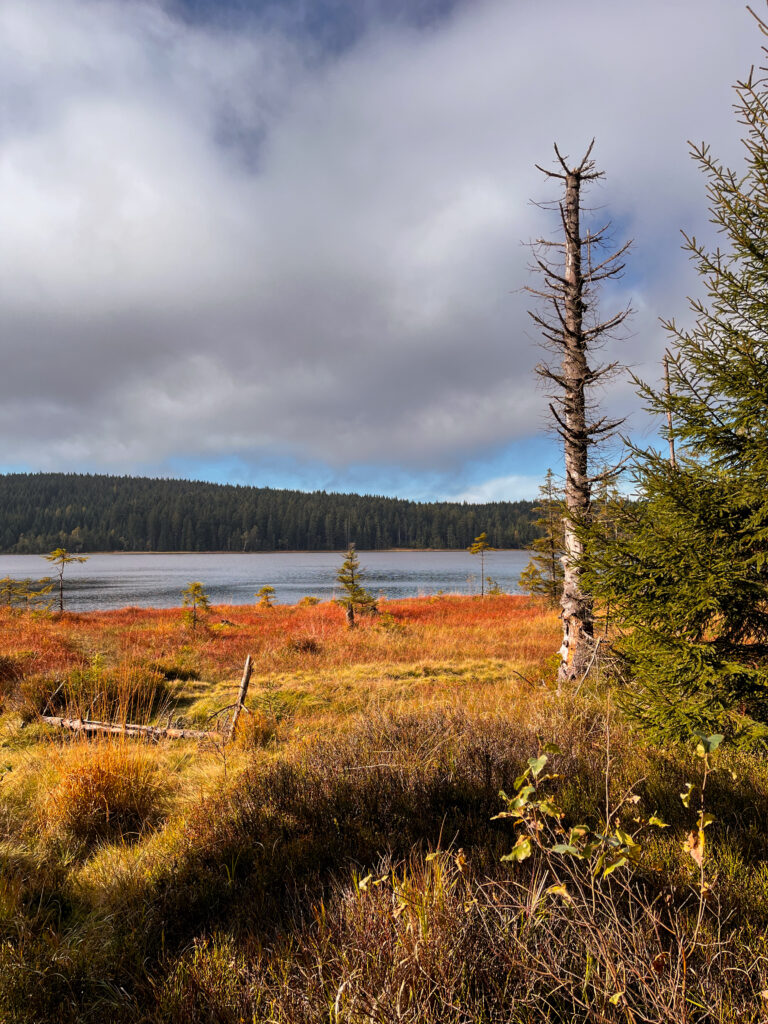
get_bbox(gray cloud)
[0,0,758,492]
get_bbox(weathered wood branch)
[227,653,253,742]
[41,652,256,745]
[41,716,217,741]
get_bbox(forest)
[0,472,538,553]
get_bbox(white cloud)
[0,0,758,487]
[452,474,543,503]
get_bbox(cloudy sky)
[0,0,759,500]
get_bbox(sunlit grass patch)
[37,739,168,851]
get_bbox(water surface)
[0,550,534,611]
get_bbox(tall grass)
[39,739,167,850]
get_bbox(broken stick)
[227,653,253,743]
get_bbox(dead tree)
[528,142,630,682]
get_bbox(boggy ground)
[0,595,767,1022]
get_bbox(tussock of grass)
[39,740,167,850]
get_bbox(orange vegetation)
[0,594,559,685]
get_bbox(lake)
[0,550,535,611]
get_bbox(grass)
[0,594,766,1021]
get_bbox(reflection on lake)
[0,550,535,611]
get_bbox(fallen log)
[40,653,255,743]
[41,716,218,742]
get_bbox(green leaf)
[602,854,629,878]
[615,830,641,859]
[648,815,670,828]
[609,991,624,1006]
[680,783,694,808]
[501,837,532,864]
[695,732,725,757]
[528,754,548,778]
[537,799,562,818]
[542,742,563,755]
[514,785,535,804]
[700,812,717,829]
[550,843,582,857]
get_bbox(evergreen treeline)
[0,473,538,554]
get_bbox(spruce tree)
[586,19,768,742]
[519,469,565,605]
[468,532,495,596]
[181,581,211,631]
[336,546,376,628]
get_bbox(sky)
[0,0,760,501]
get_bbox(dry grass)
[0,593,557,681]
[0,596,767,1022]
[38,739,167,849]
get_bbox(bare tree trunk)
[527,142,631,684]
[346,603,355,628]
[558,167,594,681]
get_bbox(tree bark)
[558,168,594,681]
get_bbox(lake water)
[0,550,535,611]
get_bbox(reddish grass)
[0,596,559,685]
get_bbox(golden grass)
[38,738,167,848]
[0,594,559,741]
[18,596,768,1021]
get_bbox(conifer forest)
[0,473,537,553]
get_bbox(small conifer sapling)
[181,581,211,631]
[44,548,88,613]
[336,546,376,628]
[468,533,495,597]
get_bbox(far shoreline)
[0,547,532,556]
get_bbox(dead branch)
[41,715,217,742]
